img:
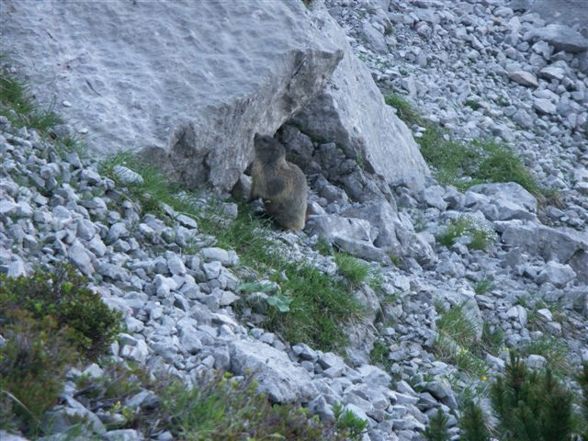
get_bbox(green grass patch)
[384,92,542,196]
[434,303,488,378]
[384,93,424,126]
[474,277,493,294]
[0,65,86,157]
[437,216,495,251]
[0,70,61,133]
[464,99,482,111]
[102,153,363,352]
[370,340,392,371]
[419,129,541,195]
[521,335,571,376]
[334,253,370,287]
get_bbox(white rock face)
[1,0,429,192]
[292,5,430,190]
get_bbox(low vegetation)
[385,93,543,197]
[434,303,489,378]
[102,153,363,352]
[424,354,588,441]
[437,216,495,251]
[0,267,122,436]
[334,252,370,287]
[162,374,366,441]
[75,366,367,441]
[0,65,82,154]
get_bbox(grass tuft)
[437,216,495,251]
[334,253,370,287]
[385,93,424,126]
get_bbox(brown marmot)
[250,134,308,231]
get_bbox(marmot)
[250,133,308,231]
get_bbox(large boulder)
[1,0,429,193]
[498,220,588,282]
[292,3,430,190]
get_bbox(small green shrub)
[334,253,370,287]
[459,400,490,441]
[0,313,76,435]
[385,93,424,126]
[0,268,123,435]
[424,409,450,441]
[370,341,391,370]
[464,99,482,111]
[333,403,368,440]
[0,267,122,359]
[490,353,575,441]
[437,216,494,251]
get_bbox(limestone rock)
[230,339,317,403]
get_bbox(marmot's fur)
[250,134,308,231]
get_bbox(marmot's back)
[250,134,308,231]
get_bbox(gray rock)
[112,165,144,185]
[537,261,576,287]
[230,339,317,403]
[509,70,539,87]
[533,98,557,114]
[525,24,588,53]
[104,430,143,441]
[499,221,588,278]
[526,354,547,369]
[306,214,387,261]
[68,241,95,275]
[466,182,537,221]
[539,64,566,81]
[507,305,528,326]
[291,6,430,190]
[0,431,29,441]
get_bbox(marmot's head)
[254,134,285,164]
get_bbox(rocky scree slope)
[1,1,588,441]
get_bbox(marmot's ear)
[254,133,261,142]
